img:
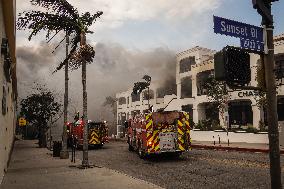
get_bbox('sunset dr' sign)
[213,16,263,42]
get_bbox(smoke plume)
[17,42,177,133]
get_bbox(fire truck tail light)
[147,141,152,146]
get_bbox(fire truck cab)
[126,111,191,158]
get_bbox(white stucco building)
[0,0,17,183]
[116,36,284,137]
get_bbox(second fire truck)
[67,119,109,148]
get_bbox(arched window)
[118,97,126,105]
[143,90,154,100]
[131,93,140,102]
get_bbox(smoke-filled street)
[83,141,284,189]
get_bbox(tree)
[103,96,117,135]
[17,0,103,167]
[254,59,267,109]
[204,76,230,128]
[132,75,151,108]
[20,88,61,148]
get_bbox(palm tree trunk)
[60,33,69,159]
[81,32,89,167]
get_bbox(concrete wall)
[0,1,16,184]
[191,130,268,144]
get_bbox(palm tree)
[132,75,151,109]
[17,0,103,167]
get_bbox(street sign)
[240,38,264,52]
[19,117,27,126]
[213,16,263,42]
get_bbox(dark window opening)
[181,77,192,98]
[131,93,140,102]
[197,70,214,96]
[278,98,284,121]
[275,54,284,80]
[131,110,140,118]
[205,103,219,121]
[229,101,253,128]
[118,97,126,105]
[179,56,195,73]
[143,90,154,100]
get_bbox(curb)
[191,144,284,154]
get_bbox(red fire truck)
[126,111,191,158]
[67,120,108,148]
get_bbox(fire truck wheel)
[137,143,145,159]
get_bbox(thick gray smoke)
[17,42,177,132]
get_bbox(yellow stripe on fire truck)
[147,130,160,153]
[145,113,153,131]
[89,130,99,144]
[177,116,187,151]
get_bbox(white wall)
[0,1,16,183]
[191,130,268,144]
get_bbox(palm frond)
[80,11,103,31]
[17,1,103,72]
[30,0,79,19]
[17,11,79,40]
[53,40,79,73]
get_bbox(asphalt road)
[79,141,284,189]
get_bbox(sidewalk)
[192,140,284,154]
[0,140,163,189]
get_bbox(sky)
[15,0,284,123]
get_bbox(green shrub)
[194,121,204,130]
[211,120,224,130]
[246,124,259,133]
[259,121,268,132]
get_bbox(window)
[131,93,140,102]
[181,77,192,98]
[275,54,284,80]
[196,70,214,96]
[179,56,195,73]
[228,101,253,127]
[118,97,126,105]
[278,98,284,121]
[143,90,154,100]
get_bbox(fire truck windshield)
[88,122,104,129]
[152,111,180,125]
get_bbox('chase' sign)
[213,16,263,42]
[238,91,259,98]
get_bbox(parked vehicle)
[67,120,108,148]
[126,111,191,158]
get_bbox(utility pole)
[60,32,69,159]
[252,0,282,188]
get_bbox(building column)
[219,108,228,128]
[116,112,121,136]
[193,104,206,124]
[252,104,263,129]
[192,74,197,97]
[177,83,181,99]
